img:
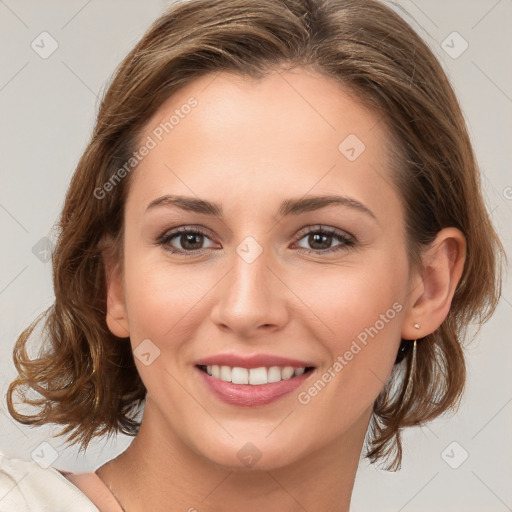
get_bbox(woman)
[1,0,504,510]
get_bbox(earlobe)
[402,227,466,340]
[101,240,130,338]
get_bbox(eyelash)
[155,225,356,257]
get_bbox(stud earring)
[413,322,420,330]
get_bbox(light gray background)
[0,1,511,510]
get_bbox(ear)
[402,227,466,340]
[100,236,130,338]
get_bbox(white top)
[0,454,100,512]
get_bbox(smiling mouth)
[196,364,315,385]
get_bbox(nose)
[209,249,289,339]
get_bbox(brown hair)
[7,0,504,470]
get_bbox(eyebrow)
[145,194,376,220]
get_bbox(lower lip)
[196,366,314,406]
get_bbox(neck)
[97,399,372,512]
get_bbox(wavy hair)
[7,0,504,470]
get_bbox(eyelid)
[156,225,219,247]
[293,224,355,242]
[158,224,215,239]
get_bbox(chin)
[202,444,302,473]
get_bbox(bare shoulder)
[61,470,125,512]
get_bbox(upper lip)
[195,353,315,369]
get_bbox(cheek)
[123,252,218,342]
[297,254,407,407]
[301,255,406,343]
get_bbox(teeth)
[249,367,267,385]
[204,365,308,384]
[220,365,232,382]
[231,367,248,384]
[267,366,282,383]
[281,367,295,379]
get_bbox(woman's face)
[107,67,419,470]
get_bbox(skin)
[85,67,466,512]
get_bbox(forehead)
[126,68,400,221]
[141,68,382,148]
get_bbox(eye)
[156,226,218,256]
[294,225,355,254]
[156,224,356,257]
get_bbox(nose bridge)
[210,243,286,334]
